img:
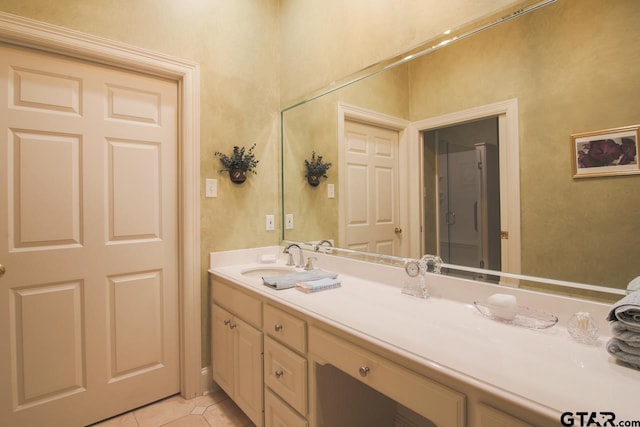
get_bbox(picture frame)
[571,125,640,178]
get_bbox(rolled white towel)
[487,293,518,321]
[607,291,640,327]
[628,276,640,293]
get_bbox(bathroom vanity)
[209,247,639,427]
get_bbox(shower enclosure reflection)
[423,118,501,272]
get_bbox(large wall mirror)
[282,0,639,300]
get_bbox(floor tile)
[162,414,211,427]
[202,399,255,427]
[134,395,195,427]
[189,390,228,408]
[92,412,138,427]
[191,406,207,415]
[89,391,254,427]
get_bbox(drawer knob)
[274,324,283,332]
[223,319,231,326]
[358,366,370,377]
[275,370,284,378]
[229,322,236,329]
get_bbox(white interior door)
[342,120,400,255]
[0,43,179,426]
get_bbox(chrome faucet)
[283,243,304,268]
[314,239,333,252]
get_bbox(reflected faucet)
[283,243,304,268]
[314,239,334,252]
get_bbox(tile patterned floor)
[91,390,256,427]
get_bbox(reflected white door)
[0,44,179,426]
[342,120,400,255]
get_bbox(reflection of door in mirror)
[424,118,501,271]
[341,120,400,255]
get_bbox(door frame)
[337,103,414,257]
[411,98,521,275]
[0,12,202,398]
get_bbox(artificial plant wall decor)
[215,144,259,184]
[304,151,332,186]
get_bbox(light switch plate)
[266,214,275,231]
[327,183,335,198]
[285,213,294,229]
[205,178,217,198]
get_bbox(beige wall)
[0,0,280,367]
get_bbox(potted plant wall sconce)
[304,151,332,187]
[214,143,259,184]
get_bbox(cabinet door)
[235,316,264,427]
[212,304,235,396]
[265,389,308,427]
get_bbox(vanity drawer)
[475,404,533,427]
[264,336,307,415]
[309,326,465,427]
[265,389,308,427]
[212,279,262,328]
[264,304,306,353]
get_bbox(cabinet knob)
[274,324,283,332]
[358,366,370,377]
[223,319,231,325]
[0,264,5,278]
[275,370,284,378]
[229,322,236,329]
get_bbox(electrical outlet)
[285,213,294,229]
[266,214,275,231]
[205,178,217,198]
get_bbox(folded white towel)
[606,338,640,370]
[296,278,341,293]
[611,321,640,345]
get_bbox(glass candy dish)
[473,300,558,329]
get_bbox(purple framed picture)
[571,125,639,178]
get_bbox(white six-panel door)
[342,120,400,255]
[0,43,179,426]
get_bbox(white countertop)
[209,247,640,422]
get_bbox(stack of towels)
[606,277,640,369]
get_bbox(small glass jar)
[567,312,599,345]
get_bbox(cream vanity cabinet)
[211,280,264,427]
[211,274,553,427]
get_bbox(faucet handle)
[304,256,317,271]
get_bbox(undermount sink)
[240,266,296,277]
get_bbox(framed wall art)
[571,125,639,178]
